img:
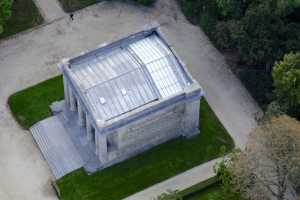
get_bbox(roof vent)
[121,88,127,96]
[99,97,106,104]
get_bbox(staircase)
[30,116,84,179]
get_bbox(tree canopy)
[179,0,300,108]
[272,52,300,119]
[216,115,300,200]
[0,0,13,34]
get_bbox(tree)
[228,1,286,67]
[272,52,300,119]
[221,115,300,200]
[214,152,243,200]
[276,0,300,16]
[0,0,13,34]
[216,0,248,19]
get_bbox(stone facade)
[58,28,203,170]
[61,75,201,169]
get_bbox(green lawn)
[8,76,64,129]
[8,75,234,200]
[185,185,221,200]
[58,0,103,13]
[0,0,43,39]
[57,101,233,200]
[58,0,155,13]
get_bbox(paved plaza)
[0,1,260,199]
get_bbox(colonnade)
[63,77,108,163]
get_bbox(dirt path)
[0,1,260,199]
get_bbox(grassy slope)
[0,0,43,39]
[8,76,64,129]
[57,100,234,200]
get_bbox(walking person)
[70,13,74,21]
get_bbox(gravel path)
[0,1,260,199]
[33,0,66,22]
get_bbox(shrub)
[214,156,241,200]
[155,190,182,200]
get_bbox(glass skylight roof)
[68,32,191,121]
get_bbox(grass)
[58,0,155,13]
[184,184,221,200]
[8,75,234,200]
[58,0,103,13]
[180,176,218,197]
[180,177,221,200]
[8,76,64,129]
[0,0,43,39]
[57,100,233,200]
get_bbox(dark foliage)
[236,69,273,107]
[177,0,219,34]
[179,0,300,108]
[59,0,155,13]
[0,0,43,38]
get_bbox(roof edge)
[68,27,159,66]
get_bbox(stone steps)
[30,116,84,179]
[31,123,64,178]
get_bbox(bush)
[214,157,241,200]
[155,190,182,200]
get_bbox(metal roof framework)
[67,32,191,121]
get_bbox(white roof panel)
[67,32,191,121]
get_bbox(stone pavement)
[33,0,66,22]
[30,115,84,179]
[0,1,260,199]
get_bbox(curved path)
[0,1,260,199]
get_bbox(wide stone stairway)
[30,116,84,179]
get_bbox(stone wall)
[101,98,200,168]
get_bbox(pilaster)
[96,133,108,164]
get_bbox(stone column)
[69,87,76,111]
[182,99,200,138]
[96,133,108,164]
[77,101,85,126]
[63,76,70,105]
[86,116,93,141]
